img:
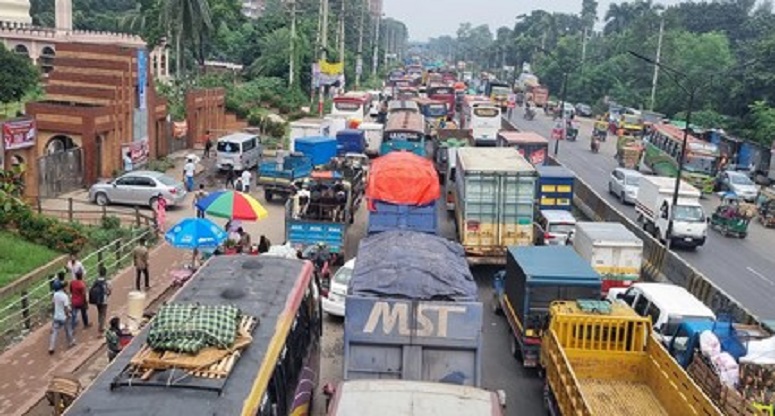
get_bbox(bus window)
[474,107,499,118]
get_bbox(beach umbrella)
[165,217,227,249]
[195,190,269,221]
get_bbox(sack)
[89,280,106,305]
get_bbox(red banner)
[121,139,149,166]
[2,118,36,150]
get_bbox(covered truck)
[295,135,338,167]
[493,246,602,368]
[366,152,440,235]
[535,165,575,212]
[345,230,484,386]
[257,152,313,201]
[635,176,707,248]
[336,129,367,156]
[454,147,537,265]
[541,300,722,416]
[358,122,384,157]
[289,117,329,152]
[496,131,549,167]
[572,222,644,296]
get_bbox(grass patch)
[0,231,61,287]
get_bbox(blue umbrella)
[165,218,227,249]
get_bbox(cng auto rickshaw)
[756,186,775,227]
[710,193,753,238]
[615,135,643,170]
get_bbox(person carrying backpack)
[89,265,112,332]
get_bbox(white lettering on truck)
[362,301,467,337]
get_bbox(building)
[368,0,383,18]
[0,0,30,24]
[241,0,266,19]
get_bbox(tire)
[149,196,158,209]
[264,190,273,202]
[492,296,503,315]
[95,192,110,206]
[510,335,522,360]
[620,192,626,204]
[608,182,613,195]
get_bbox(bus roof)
[335,92,370,103]
[497,131,549,145]
[331,380,502,416]
[414,97,446,106]
[652,123,702,142]
[385,110,424,132]
[66,256,313,416]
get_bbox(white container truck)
[635,176,707,248]
[289,118,329,152]
[358,122,384,157]
[572,222,644,297]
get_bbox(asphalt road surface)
[507,108,775,324]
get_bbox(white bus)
[331,91,372,120]
[462,95,501,146]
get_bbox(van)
[215,132,262,171]
[534,209,577,246]
[607,282,716,343]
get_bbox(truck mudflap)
[464,246,507,265]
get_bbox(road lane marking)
[747,267,775,286]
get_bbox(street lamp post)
[555,70,569,156]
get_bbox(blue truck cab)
[257,152,313,201]
[295,136,338,167]
[494,246,602,368]
[336,129,367,156]
[535,165,575,212]
[665,316,750,368]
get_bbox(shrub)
[146,158,176,173]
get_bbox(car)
[322,258,356,317]
[717,170,758,202]
[89,170,187,208]
[575,103,593,118]
[534,209,577,246]
[609,168,644,204]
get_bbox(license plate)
[684,237,692,242]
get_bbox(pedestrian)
[193,184,208,218]
[258,235,271,253]
[234,177,244,193]
[50,270,68,293]
[66,253,85,280]
[49,281,74,354]
[133,238,150,291]
[69,269,90,330]
[105,316,123,362]
[123,151,133,172]
[225,165,237,189]
[275,150,285,172]
[202,130,213,158]
[238,227,252,253]
[240,168,253,193]
[89,265,111,332]
[154,195,167,233]
[183,157,196,192]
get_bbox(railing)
[28,197,155,228]
[0,228,154,350]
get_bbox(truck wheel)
[264,190,273,202]
[510,336,522,361]
[491,297,503,316]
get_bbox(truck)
[572,222,644,296]
[635,176,708,248]
[530,85,549,108]
[432,131,472,183]
[493,246,602,368]
[336,129,367,156]
[289,117,329,152]
[541,300,722,416]
[256,152,313,202]
[344,230,483,386]
[367,201,438,235]
[295,135,338,167]
[535,166,575,212]
[496,131,549,166]
[358,122,384,157]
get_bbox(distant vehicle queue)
[73,62,775,416]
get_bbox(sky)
[383,0,687,41]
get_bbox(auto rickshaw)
[710,193,753,238]
[756,186,775,227]
[615,135,643,170]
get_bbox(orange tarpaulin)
[366,152,440,208]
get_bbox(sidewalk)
[0,242,188,416]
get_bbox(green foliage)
[0,45,39,105]
[746,101,775,145]
[0,230,60,287]
[146,157,177,173]
[0,165,27,197]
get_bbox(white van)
[607,282,716,343]
[215,132,262,171]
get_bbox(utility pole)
[288,0,296,87]
[581,27,588,66]
[383,24,390,68]
[339,0,345,65]
[319,0,329,116]
[355,0,365,89]
[650,17,665,111]
[372,12,382,76]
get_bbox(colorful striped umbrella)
[195,190,269,221]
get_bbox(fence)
[0,228,155,350]
[30,197,155,228]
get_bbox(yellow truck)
[541,300,722,416]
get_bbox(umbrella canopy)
[195,190,269,220]
[165,218,227,249]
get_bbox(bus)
[414,97,448,134]
[331,92,372,120]
[382,110,427,156]
[643,123,720,193]
[65,256,321,416]
[462,95,501,146]
[427,84,456,119]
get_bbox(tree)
[0,45,39,105]
[160,0,213,76]
[747,101,775,145]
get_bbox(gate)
[37,148,83,198]
[167,121,187,153]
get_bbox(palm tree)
[160,0,213,77]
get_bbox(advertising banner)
[2,118,36,150]
[121,138,149,167]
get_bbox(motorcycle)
[594,128,607,142]
[591,137,600,153]
[524,106,535,120]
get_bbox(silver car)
[89,170,187,208]
[609,168,643,204]
[717,170,758,202]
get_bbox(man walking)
[49,281,74,354]
[89,265,111,332]
[202,130,213,158]
[183,158,196,192]
[133,239,150,291]
[69,270,90,330]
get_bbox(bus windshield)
[335,101,362,112]
[474,107,500,118]
[424,104,447,117]
[684,155,717,176]
[492,86,510,96]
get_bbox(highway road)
[506,108,775,323]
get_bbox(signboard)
[387,131,422,141]
[137,49,147,110]
[428,87,454,96]
[121,139,149,167]
[334,101,361,111]
[473,107,499,118]
[173,121,188,138]
[2,118,36,150]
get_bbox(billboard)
[2,118,36,150]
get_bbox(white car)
[322,258,356,317]
[608,168,643,204]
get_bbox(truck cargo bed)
[580,379,668,416]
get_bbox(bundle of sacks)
[700,330,740,387]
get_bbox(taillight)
[544,232,554,240]
[169,188,177,194]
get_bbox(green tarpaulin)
[147,303,240,354]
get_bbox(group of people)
[48,254,125,361]
[290,179,349,222]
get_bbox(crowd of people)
[289,179,350,222]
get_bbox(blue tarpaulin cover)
[348,230,477,301]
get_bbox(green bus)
[642,123,720,193]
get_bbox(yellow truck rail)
[541,301,722,416]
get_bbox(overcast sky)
[383,0,687,41]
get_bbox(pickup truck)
[542,300,722,416]
[256,153,313,201]
[635,176,707,248]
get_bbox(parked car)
[609,167,644,204]
[534,209,577,246]
[89,170,187,208]
[716,170,758,202]
[322,258,356,317]
[575,103,593,118]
